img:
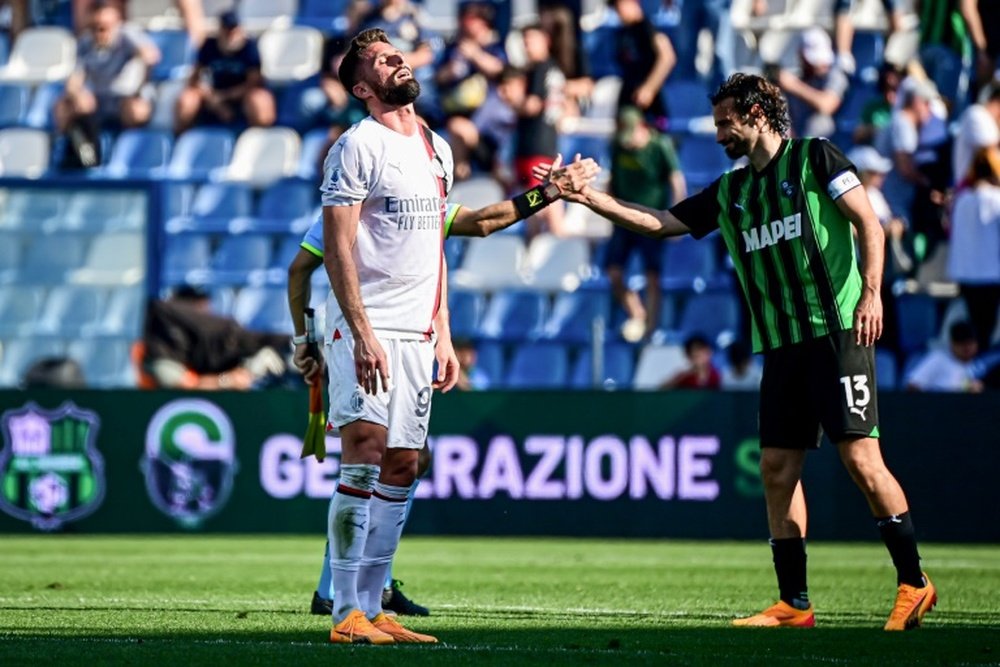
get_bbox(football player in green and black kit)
[547,73,935,631]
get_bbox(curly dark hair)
[338,28,392,97]
[710,73,790,137]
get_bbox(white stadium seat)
[632,344,690,390]
[258,26,323,83]
[69,233,146,286]
[0,128,50,178]
[0,27,76,83]
[526,234,591,292]
[217,127,301,187]
[451,235,529,291]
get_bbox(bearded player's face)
[362,42,421,106]
[713,97,754,159]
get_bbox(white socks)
[358,481,412,617]
[328,463,379,623]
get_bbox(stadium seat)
[504,342,570,389]
[69,233,146,285]
[297,126,330,180]
[474,341,505,386]
[0,27,76,83]
[0,232,22,284]
[0,32,8,66]
[0,337,67,387]
[295,0,352,32]
[149,79,186,131]
[632,343,688,389]
[835,81,878,136]
[0,128,49,178]
[271,234,303,272]
[874,347,897,390]
[67,337,134,388]
[895,293,939,356]
[147,30,193,82]
[258,26,323,83]
[676,289,741,345]
[34,285,107,336]
[851,30,885,84]
[101,129,173,178]
[0,189,66,231]
[0,83,29,127]
[558,132,612,172]
[0,285,48,337]
[444,237,465,268]
[585,75,622,121]
[571,343,636,389]
[232,285,293,332]
[677,135,732,190]
[526,234,591,291]
[449,175,505,211]
[661,234,719,291]
[583,26,621,80]
[448,289,486,339]
[166,127,235,180]
[254,179,315,232]
[209,234,274,285]
[162,182,194,219]
[662,78,712,130]
[167,182,254,233]
[210,285,236,316]
[17,234,89,284]
[48,191,146,233]
[478,290,548,341]
[163,234,212,285]
[217,127,301,187]
[451,236,528,290]
[542,288,612,344]
[239,0,298,33]
[23,81,62,129]
[87,287,145,337]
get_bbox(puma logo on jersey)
[742,213,802,252]
[850,405,868,420]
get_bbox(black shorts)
[603,225,663,274]
[759,330,880,449]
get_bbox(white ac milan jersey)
[320,116,453,340]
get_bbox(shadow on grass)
[2,624,997,667]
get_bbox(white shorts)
[326,334,434,449]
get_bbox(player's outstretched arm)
[539,157,694,240]
[287,247,324,383]
[448,154,600,237]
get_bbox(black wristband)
[512,183,560,220]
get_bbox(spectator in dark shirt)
[508,23,567,236]
[609,0,675,127]
[662,334,721,389]
[174,10,275,134]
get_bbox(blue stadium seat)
[895,293,939,356]
[542,288,612,344]
[67,337,133,387]
[254,179,315,232]
[851,30,885,84]
[0,285,47,338]
[147,30,193,81]
[677,135,731,190]
[34,285,106,336]
[0,31,8,66]
[18,234,89,284]
[271,235,304,271]
[166,128,235,180]
[661,234,719,291]
[449,289,486,339]
[504,342,570,389]
[677,289,741,344]
[102,128,173,177]
[662,78,712,129]
[162,234,212,285]
[162,182,194,219]
[298,126,331,180]
[1,190,64,231]
[167,182,254,233]
[0,232,21,283]
[24,82,62,130]
[0,83,29,127]
[835,81,878,136]
[474,341,505,386]
[296,0,352,32]
[232,286,292,332]
[444,237,465,268]
[0,337,66,387]
[874,347,897,390]
[209,234,274,285]
[478,289,548,341]
[558,133,612,172]
[571,343,636,389]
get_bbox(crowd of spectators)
[2,0,1000,391]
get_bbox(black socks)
[876,512,924,587]
[770,537,810,609]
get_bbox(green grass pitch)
[1,536,998,666]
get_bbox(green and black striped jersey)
[671,138,863,353]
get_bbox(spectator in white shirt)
[952,82,1000,186]
[906,321,983,393]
